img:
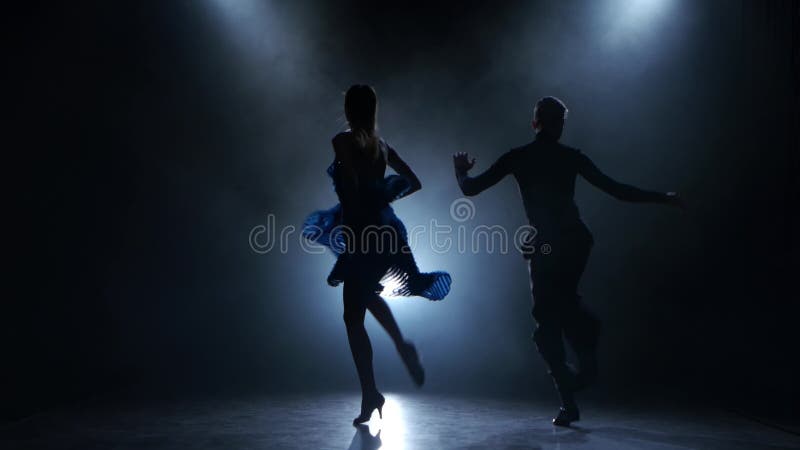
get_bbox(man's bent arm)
[455,152,513,196]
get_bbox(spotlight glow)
[602,0,673,46]
[621,0,671,23]
[365,395,407,450]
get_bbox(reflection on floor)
[2,393,798,449]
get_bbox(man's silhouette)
[453,96,682,426]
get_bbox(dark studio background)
[6,0,798,421]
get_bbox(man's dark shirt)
[456,134,668,237]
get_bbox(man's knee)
[531,297,559,325]
[563,306,600,350]
[532,322,560,351]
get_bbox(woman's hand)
[453,152,476,172]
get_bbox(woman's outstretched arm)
[577,152,683,207]
[387,146,422,198]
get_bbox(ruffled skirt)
[302,198,451,301]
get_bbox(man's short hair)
[534,96,568,125]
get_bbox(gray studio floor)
[2,393,798,450]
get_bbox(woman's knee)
[343,305,364,327]
[343,298,366,328]
[343,281,373,325]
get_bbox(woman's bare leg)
[366,293,425,386]
[365,294,405,350]
[343,281,377,396]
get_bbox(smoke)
[162,0,713,396]
[13,0,795,409]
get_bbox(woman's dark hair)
[344,84,380,159]
[345,84,378,133]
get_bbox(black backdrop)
[6,0,798,420]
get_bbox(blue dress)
[302,160,451,301]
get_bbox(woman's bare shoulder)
[332,131,355,156]
[332,131,354,144]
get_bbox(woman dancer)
[303,85,451,424]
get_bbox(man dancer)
[453,97,682,426]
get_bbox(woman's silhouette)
[303,85,451,425]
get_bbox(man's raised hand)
[453,152,476,172]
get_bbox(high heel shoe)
[399,341,425,387]
[353,392,385,425]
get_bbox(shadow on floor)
[347,425,382,450]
